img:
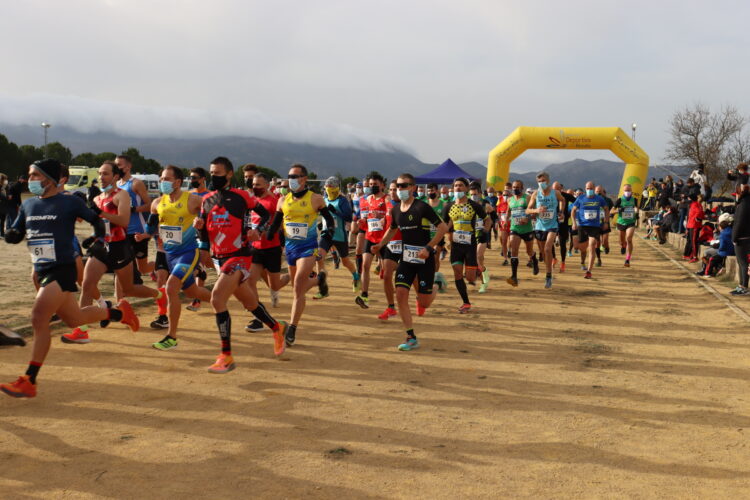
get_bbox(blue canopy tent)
[414,158,479,185]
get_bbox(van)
[64,166,99,194]
[133,174,161,199]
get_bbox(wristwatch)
[425,245,436,254]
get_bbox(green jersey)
[428,199,445,237]
[614,196,637,225]
[509,195,532,234]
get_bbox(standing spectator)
[683,193,704,263]
[731,184,750,295]
[674,178,684,197]
[727,162,749,198]
[684,177,701,198]
[5,174,26,232]
[87,179,101,203]
[0,173,8,236]
[658,182,671,208]
[690,163,709,198]
[676,193,690,233]
[646,182,658,210]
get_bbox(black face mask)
[428,192,437,199]
[371,185,380,195]
[210,175,228,190]
[513,188,522,196]
[252,187,265,197]
[190,180,200,189]
[245,178,253,189]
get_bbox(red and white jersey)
[201,188,264,259]
[96,187,127,243]
[365,194,388,243]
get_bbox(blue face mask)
[538,181,548,190]
[363,186,372,196]
[102,183,114,193]
[289,178,301,192]
[160,181,174,194]
[398,189,410,201]
[28,180,45,196]
[586,189,595,197]
[454,190,465,199]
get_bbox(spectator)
[0,173,8,236]
[683,193,704,263]
[727,162,749,198]
[684,177,701,199]
[674,178,684,197]
[5,174,26,232]
[675,193,689,233]
[731,183,750,295]
[646,182,658,210]
[655,204,677,244]
[698,213,734,277]
[658,182,671,208]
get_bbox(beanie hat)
[31,159,62,183]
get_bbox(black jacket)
[732,191,750,242]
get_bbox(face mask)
[210,175,228,190]
[159,181,174,195]
[371,185,380,195]
[471,194,481,202]
[245,178,254,189]
[398,189,411,201]
[428,192,437,200]
[417,191,424,197]
[454,191,465,199]
[280,187,290,196]
[441,193,449,200]
[325,187,340,199]
[28,180,45,196]
[363,186,372,196]
[538,181,548,190]
[586,189,595,197]
[503,191,511,197]
[102,183,114,193]
[253,187,266,197]
[289,178,301,192]
[623,191,632,198]
[189,180,199,189]
[513,188,522,196]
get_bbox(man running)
[135,166,212,350]
[469,182,493,294]
[198,157,287,373]
[425,182,448,290]
[376,181,403,320]
[527,172,566,288]
[186,167,212,311]
[570,181,610,279]
[115,154,153,283]
[63,161,166,344]
[355,173,389,309]
[506,180,538,286]
[2,159,137,398]
[595,185,614,266]
[370,173,448,351]
[266,163,336,346]
[496,187,511,266]
[551,182,576,273]
[612,184,639,267]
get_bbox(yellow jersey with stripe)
[157,191,198,254]
[282,190,318,250]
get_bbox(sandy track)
[2,237,750,498]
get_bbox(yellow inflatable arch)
[487,127,649,198]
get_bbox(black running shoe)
[620,246,626,255]
[532,255,539,275]
[150,315,169,329]
[332,251,340,269]
[285,324,296,346]
[245,319,264,332]
[318,271,329,297]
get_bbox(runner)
[135,166,212,350]
[469,182,493,294]
[375,181,403,320]
[425,182,447,290]
[63,161,166,344]
[612,184,639,267]
[595,185,614,266]
[242,164,259,193]
[370,173,448,351]
[496,187,511,266]
[570,181,610,279]
[506,180,538,287]
[266,163,335,346]
[355,173,389,309]
[551,181,576,273]
[353,178,371,291]
[526,172,566,288]
[1,159,137,398]
[198,157,287,372]
[186,166,212,311]
[115,154,153,285]
[442,177,488,312]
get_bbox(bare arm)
[99,190,131,227]
[132,178,151,214]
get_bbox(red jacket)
[686,201,704,229]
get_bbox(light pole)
[41,122,51,157]
[631,122,637,142]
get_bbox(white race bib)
[285,222,308,240]
[160,225,183,246]
[452,230,472,244]
[500,213,508,222]
[367,218,384,232]
[28,239,56,264]
[511,208,526,224]
[387,239,403,254]
[583,210,597,220]
[403,244,426,264]
[539,210,554,220]
[623,207,635,219]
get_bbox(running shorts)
[38,263,78,293]
[395,255,435,294]
[252,246,282,273]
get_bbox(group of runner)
[1,159,639,398]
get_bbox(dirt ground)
[2,233,750,499]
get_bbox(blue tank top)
[534,190,559,231]
[118,178,146,234]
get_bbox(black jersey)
[390,198,442,247]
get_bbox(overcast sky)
[1,0,749,166]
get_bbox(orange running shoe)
[552,258,558,269]
[458,303,472,314]
[560,261,566,273]
[416,302,426,317]
[156,288,168,316]
[377,307,398,320]
[208,353,236,374]
[1,375,36,398]
[117,299,140,332]
[61,327,90,344]
[273,321,287,357]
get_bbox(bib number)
[367,218,384,232]
[500,213,508,222]
[539,210,554,220]
[285,222,308,240]
[623,207,635,219]
[583,210,597,220]
[387,240,403,254]
[403,244,425,264]
[452,230,471,244]
[511,208,526,224]
[28,239,56,264]
[160,225,183,246]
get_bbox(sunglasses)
[396,182,412,189]
[288,174,305,179]
[189,176,201,181]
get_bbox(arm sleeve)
[319,205,335,230]
[339,198,353,222]
[252,200,270,229]
[613,198,621,208]
[266,210,283,238]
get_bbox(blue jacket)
[718,227,735,257]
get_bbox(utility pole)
[41,122,51,157]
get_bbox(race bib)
[623,207,635,219]
[387,239,403,254]
[285,222,308,240]
[403,244,426,264]
[452,230,472,244]
[28,239,56,264]
[500,213,508,222]
[511,208,526,224]
[160,225,183,246]
[583,210,597,220]
[367,218,384,232]
[539,210,554,220]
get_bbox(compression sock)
[552,246,556,260]
[511,257,519,278]
[251,303,276,329]
[595,247,601,260]
[25,361,42,384]
[361,291,368,298]
[216,310,231,355]
[455,278,470,305]
[107,308,123,323]
[406,328,416,339]
[356,254,363,274]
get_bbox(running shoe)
[318,272,329,297]
[482,269,490,284]
[1,375,36,398]
[153,335,178,350]
[270,290,280,308]
[150,315,169,329]
[620,246,626,255]
[478,283,488,294]
[458,303,471,314]
[246,319,264,332]
[355,295,369,309]
[352,276,361,293]
[730,286,748,296]
[434,272,447,293]
[156,288,168,316]
[285,325,296,346]
[545,276,553,289]
[604,247,610,254]
[149,271,157,282]
[584,271,592,279]
[332,251,341,269]
[416,301,426,317]
[624,260,631,268]
[526,260,533,268]
[273,321,288,356]
[596,258,602,267]
[186,299,201,312]
[312,292,329,300]
[567,250,573,257]
[560,261,566,273]
[117,299,140,332]
[532,256,539,275]
[688,258,699,264]
[374,264,381,275]
[207,353,235,374]
[502,259,509,266]
[551,258,558,269]
[440,248,447,260]
[62,327,90,344]
[398,337,420,351]
[506,276,519,287]
[581,265,586,271]
[378,307,398,320]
